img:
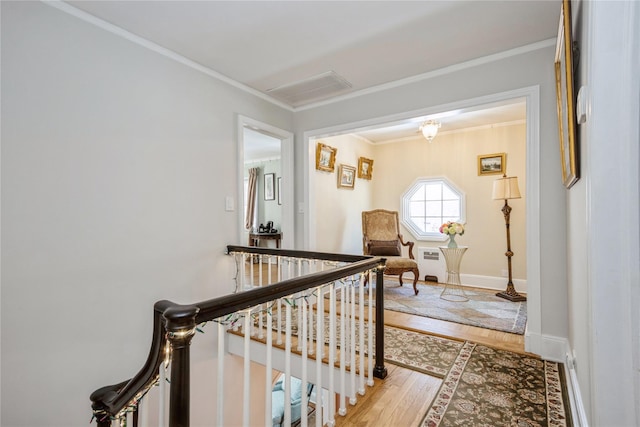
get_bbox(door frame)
[302,86,542,355]
[237,115,294,249]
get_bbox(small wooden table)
[249,232,282,248]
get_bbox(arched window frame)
[401,176,466,241]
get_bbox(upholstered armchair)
[362,209,420,295]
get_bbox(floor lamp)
[492,174,526,302]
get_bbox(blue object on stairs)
[271,376,313,427]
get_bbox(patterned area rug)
[263,308,464,378]
[343,279,527,334]
[421,342,571,427]
[383,326,464,378]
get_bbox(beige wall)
[314,134,375,255]
[316,123,526,282]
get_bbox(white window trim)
[400,176,466,242]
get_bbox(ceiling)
[61,0,559,148]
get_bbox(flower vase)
[447,234,458,248]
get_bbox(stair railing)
[90,246,387,427]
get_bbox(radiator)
[417,247,446,283]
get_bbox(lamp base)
[496,284,527,302]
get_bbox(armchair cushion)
[368,239,401,256]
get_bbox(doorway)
[237,116,294,249]
[302,86,541,355]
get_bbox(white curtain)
[245,167,259,230]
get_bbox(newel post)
[163,304,199,427]
[373,266,388,379]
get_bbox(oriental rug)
[263,309,464,378]
[333,279,528,334]
[421,343,571,427]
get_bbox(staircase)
[90,246,388,427]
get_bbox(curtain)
[245,167,259,230]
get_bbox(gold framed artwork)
[477,153,506,176]
[315,142,337,172]
[554,0,579,188]
[337,164,356,189]
[357,157,373,180]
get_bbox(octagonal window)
[401,177,465,241]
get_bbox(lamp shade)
[492,176,521,200]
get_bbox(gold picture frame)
[315,142,337,172]
[357,157,373,180]
[555,0,579,188]
[337,164,356,189]
[477,153,506,176]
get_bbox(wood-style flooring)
[244,266,529,426]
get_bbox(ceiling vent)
[267,71,352,106]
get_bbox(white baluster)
[217,321,225,426]
[258,256,264,338]
[138,393,148,427]
[339,282,346,416]
[243,311,251,427]
[285,301,292,427]
[249,256,254,291]
[315,286,324,427]
[240,253,246,291]
[297,296,302,352]
[328,284,336,426]
[367,271,374,386]
[358,274,366,395]
[301,297,308,427]
[277,258,283,345]
[159,360,167,427]
[349,280,357,405]
[345,281,350,367]
[265,309,273,427]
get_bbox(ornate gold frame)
[357,157,374,180]
[477,153,506,176]
[555,0,579,188]
[315,142,337,172]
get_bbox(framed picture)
[277,177,282,205]
[315,142,337,172]
[555,0,579,188]
[264,173,275,201]
[357,157,374,180]
[337,164,356,189]
[477,153,506,176]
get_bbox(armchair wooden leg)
[412,269,419,295]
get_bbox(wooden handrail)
[90,246,387,426]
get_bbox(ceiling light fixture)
[420,120,441,142]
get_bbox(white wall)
[567,1,640,425]
[1,2,292,426]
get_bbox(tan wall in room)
[317,123,526,281]
[314,134,375,255]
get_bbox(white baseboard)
[525,334,589,426]
[564,342,589,427]
[459,273,527,294]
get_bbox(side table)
[438,246,469,302]
[249,232,282,248]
